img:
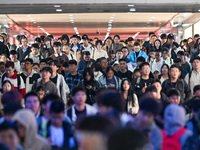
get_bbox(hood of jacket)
[164,104,186,134]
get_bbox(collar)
[55,53,62,57]
[6,72,17,79]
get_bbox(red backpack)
[162,128,187,150]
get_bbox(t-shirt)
[50,75,58,85]
[171,82,176,88]
[50,125,64,147]
[71,74,78,80]
[117,70,132,81]
[106,77,116,88]
[75,107,87,117]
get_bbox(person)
[102,36,112,52]
[132,68,141,80]
[154,39,162,51]
[0,54,7,65]
[117,59,132,81]
[193,85,200,96]
[99,57,108,74]
[17,35,31,62]
[0,35,9,58]
[15,35,21,49]
[128,42,148,69]
[121,79,139,115]
[158,64,170,84]
[91,40,108,60]
[33,63,40,74]
[128,97,162,150]
[126,37,134,52]
[46,101,77,149]
[50,41,69,63]
[162,104,192,150]
[70,34,84,62]
[143,32,155,49]
[109,50,123,66]
[162,65,192,104]
[187,34,199,54]
[60,34,69,51]
[145,34,157,55]
[36,85,46,101]
[65,60,83,98]
[1,33,10,49]
[0,61,26,97]
[132,62,152,99]
[162,47,173,67]
[111,35,123,52]
[91,62,103,81]
[77,51,94,74]
[108,50,115,64]
[98,66,121,89]
[0,121,25,150]
[40,37,54,58]
[9,50,20,73]
[63,44,75,60]
[25,43,43,64]
[150,49,164,74]
[78,68,99,105]
[24,92,41,118]
[185,56,200,94]
[12,109,51,150]
[39,59,47,72]
[0,62,5,77]
[163,33,175,48]
[49,60,69,105]
[166,88,181,105]
[160,33,167,46]
[20,58,41,93]
[32,67,58,95]
[121,46,129,60]
[81,34,94,54]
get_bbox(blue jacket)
[77,59,94,74]
[128,50,148,68]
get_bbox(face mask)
[94,71,99,76]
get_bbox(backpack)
[162,128,187,150]
[1,73,21,90]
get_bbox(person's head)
[133,42,140,52]
[34,37,41,47]
[72,34,79,45]
[62,44,70,54]
[121,46,129,58]
[53,41,61,54]
[155,49,161,60]
[24,58,33,71]
[96,40,103,50]
[139,62,150,76]
[161,64,169,75]
[0,62,5,74]
[33,63,40,73]
[106,36,113,46]
[20,60,25,71]
[49,60,60,73]
[113,35,120,44]
[121,79,131,92]
[1,91,22,108]
[40,35,46,45]
[167,33,174,44]
[127,37,134,46]
[91,62,101,76]
[150,34,157,44]
[115,50,123,60]
[193,85,200,96]
[148,48,155,59]
[167,88,181,105]
[1,54,7,64]
[31,43,39,55]
[61,34,69,45]
[137,56,145,67]
[68,60,77,72]
[144,85,158,99]
[5,61,15,77]
[15,35,21,46]
[63,61,69,74]
[162,47,169,59]
[177,51,184,61]
[113,63,120,72]
[154,39,162,49]
[119,59,127,71]
[36,85,46,100]
[9,50,18,62]
[82,34,89,45]
[96,88,123,114]
[72,87,87,106]
[2,80,12,93]
[160,33,167,44]
[24,92,40,115]
[1,33,7,43]
[169,65,180,80]
[192,57,200,71]
[149,32,155,38]
[83,51,91,62]
[191,99,200,121]
[132,68,141,79]
[83,67,94,82]
[41,67,52,80]
[50,101,65,127]
[0,121,19,150]
[106,66,115,79]
[153,70,159,78]
[151,78,162,94]
[100,57,108,70]
[20,35,28,47]
[39,59,47,70]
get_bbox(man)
[166,88,181,105]
[193,85,200,96]
[77,51,94,73]
[92,40,108,60]
[100,57,108,74]
[17,35,31,62]
[110,50,123,66]
[162,65,191,104]
[145,34,157,55]
[40,37,54,58]
[163,33,174,48]
[128,42,148,69]
[15,35,21,49]
[32,67,58,95]
[65,60,83,98]
[0,61,26,97]
[67,86,97,124]
[26,43,43,64]
[9,50,20,73]
[117,59,132,81]
[126,37,134,52]
[62,44,75,60]
[185,56,200,94]
[1,33,10,49]
[187,34,199,54]
[142,32,155,54]
[25,92,41,118]
[150,49,164,74]
[160,33,167,46]
[111,35,123,53]
[20,58,40,93]
[50,41,69,63]
[81,34,94,54]
[39,59,47,72]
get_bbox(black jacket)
[0,43,9,58]
[17,46,31,62]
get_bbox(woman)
[121,79,139,115]
[98,66,121,89]
[0,35,9,58]
[0,54,7,64]
[154,39,162,51]
[78,68,99,105]
[108,50,115,64]
[158,64,170,84]
[91,62,102,81]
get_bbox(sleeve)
[184,80,192,103]
[77,61,83,73]
[132,94,139,114]
[19,76,26,97]
[184,73,189,85]
[104,51,108,59]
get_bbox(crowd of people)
[0,31,199,150]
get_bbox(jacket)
[98,75,121,89]
[12,109,51,150]
[17,46,32,62]
[77,59,94,74]
[40,46,54,58]
[25,52,43,64]
[128,50,148,68]
[50,52,69,63]
[70,43,84,62]
[162,78,192,103]
[126,93,139,115]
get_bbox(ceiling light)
[74,27,77,30]
[33,22,36,24]
[54,5,60,7]
[27,15,31,17]
[112,14,115,16]
[69,14,73,17]
[71,22,74,23]
[107,29,111,31]
[128,4,134,7]
[56,9,62,12]
[108,22,112,24]
[31,20,35,22]
[110,16,114,19]
[149,19,153,21]
[108,27,112,30]
[70,20,74,22]
[198,9,200,12]
[108,24,112,26]
[130,8,136,12]
[109,19,113,22]
[70,17,73,19]
[37,26,40,28]
[151,17,155,19]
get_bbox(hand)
[86,85,92,89]
[142,86,147,93]
[132,63,136,66]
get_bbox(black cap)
[127,37,134,41]
[167,33,174,39]
[174,58,181,63]
[82,34,89,40]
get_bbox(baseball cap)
[167,33,174,39]
[82,34,89,40]
[127,37,134,41]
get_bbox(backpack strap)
[181,79,185,89]
[136,77,141,85]
[188,71,192,89]
[16,74,21,90]
[174,128,187,139]
[70,53,73,60]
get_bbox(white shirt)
[163,57,173,67]
[92,49,108,60]
[151,58,164,74]
[72,46,78,60]
[67,53,76,60]
[14,60,21,73]
[83,43,94,55]
[50,125,64,147]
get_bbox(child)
[26,43,43,64]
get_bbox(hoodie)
[164,104,192,147]
[12,109,51,150]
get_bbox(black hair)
[72,86,86,96]
[34,37,41,43]
[5,61,14,68]
[139,97,161,116]
[100,57,107,63]
[192,56,200,62]
[68,59,77,66]
[193,85,200,94]
[139,62,150,70]
[63,62,69,68]
[33,63,39,67]
[9,50,17,56]
[154,39,162,50]
[83,51,90,56]
[114,35,120,39]
[149,32,155,37]
[83,67,94,82]
[105,66,115,77]
[4,102,22,115]
[61,34,69,43]
[31,43,39,49]
[137,56,145,63]
[162,47,169,54]
[50,101,65,113]
[166,88,181,97]
[36,85,45,92]
[46,57,53,64]
[96,40,103,46]
[16,35,22,41]
[41,67,52,75]
[20,60,25,65]
[177,51,184,56]
[40,59,47,65]
[42,94,60,105]
[71,34,78,39]
[91,62,101,71]
[40,35,46,41]
[0,61,5,66]
[24,92,39,103]
[151,78,161,85]
[145,85,157,93]
[160,33,167,39]
[191,99,200,112]
[0,121,19,135]
[21,35,27,41]
[170,64,180,72]
[161,64,169,74]
[116,50,123,54]
[118,58,126,63]
[25,58,33,64]
[53,41,61,47]
[49,59,61,68]
[133,68,141,73]
[121,46,128,51]
[134,42,140,46]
